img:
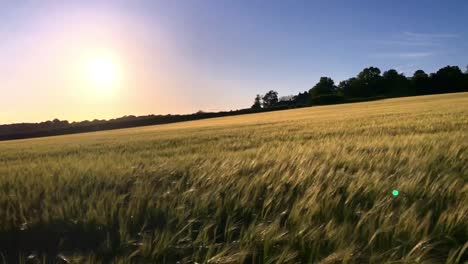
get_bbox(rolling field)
[0,93,467,263]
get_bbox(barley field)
[0,93,467,263]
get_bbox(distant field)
[0,93,467,263]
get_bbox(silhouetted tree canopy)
[382,69,410,96]
[262,90,279,108]
[252,64,467,110]
[309,77,337,97]
[293,91,310,106]
[251,94,262,109]
[355,67,383,97]
[412,70,430,95]
[432,66,464,93]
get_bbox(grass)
[0,93,467,263]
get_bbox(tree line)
[252,65,468,108]
[0,108,295,141]
[1,64,467,141]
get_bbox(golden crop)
[0,93,467,263]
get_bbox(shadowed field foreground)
[0,93,467,263]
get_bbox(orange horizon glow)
[0,5,250,125]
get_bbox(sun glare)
[84,54,122,94]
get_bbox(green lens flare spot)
[392,190,399,196]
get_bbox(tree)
[465,66,468,89]
[262,90,278,108]
[309,77,336,97]
[382,69,410,96]
[432,65,464,93]
[251,94,262,109]
[339,67,382,98]
[411,70,430,95]
[339,77,361,98]
[249,64,468,112]
[358,67,381,82]
[356,67,382,97]
[293,91,310,106]
[413,69,429,79]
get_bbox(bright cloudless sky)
[1,0,467,124]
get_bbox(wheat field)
[0,93,467,263]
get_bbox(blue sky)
[0,0,467,123]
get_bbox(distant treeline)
[0,107,293,141]
[252,65,468,109]
[1,65,467,141]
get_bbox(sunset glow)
[0,1,467,125]
[83,54,122,95]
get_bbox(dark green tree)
[465,65,468,89]
[309,77,337,97]
[411,70,430,95]
[293,91,310,106]
[251,94,262,109]
[382,69,411,96]
[339,77,360,98]
[262,90,279,108]
[358,67,380,79]
[356,66,382,97]
[432,66,464,93]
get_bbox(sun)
[84,54,122,93]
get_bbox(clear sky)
[1,0,467,124]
